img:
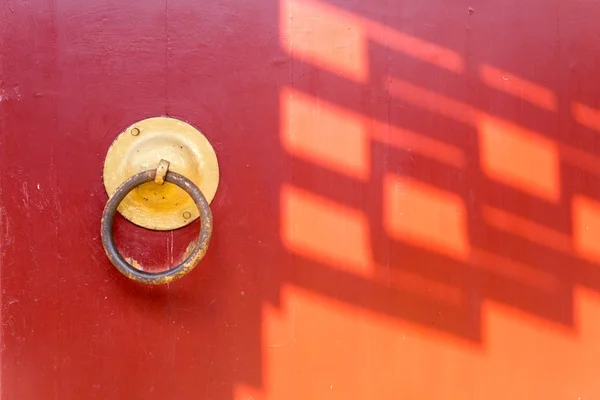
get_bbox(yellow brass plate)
[103,117,219,231]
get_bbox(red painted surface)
[2,0,600,398]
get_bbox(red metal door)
[2,0,600,398]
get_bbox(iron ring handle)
[101,169,213,285]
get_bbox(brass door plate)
[103,117,219,231]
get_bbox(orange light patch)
[281,184,372,276]
[383,28,463,73]
[477,289,600,399]
[233,385,263,400]
[479,64,556,111]
[281,0,463,74]
[281,88,369,180]
[260,284,600,400]
[371,121,466,168]
[280,0,367,82]
[389,268,464,306]
[389,78,476,125]
[470,248,559,291]
[383,174,470,260]
[262,286,478,400]
[573,195,600,264]
[478,115,560,202]
[573,102,600,132]
[482,205,572,254]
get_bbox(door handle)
[101,160,213,284]
[100,117,219,284]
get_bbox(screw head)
[183,211,192,219]
[131,127,140,136]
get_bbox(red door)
[3,0,600,398]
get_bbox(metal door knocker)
[100,117,219,284]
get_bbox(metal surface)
[154,159,170,185]
[103,116,219,231]
[101,169,213,285]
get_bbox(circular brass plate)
[103,117,219,230]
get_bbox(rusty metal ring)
[101,170,213,285]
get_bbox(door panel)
[2,0,600,399]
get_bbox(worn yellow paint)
[154,159,171,185]
[103,116,219,230]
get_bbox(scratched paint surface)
[2,0,600,399]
